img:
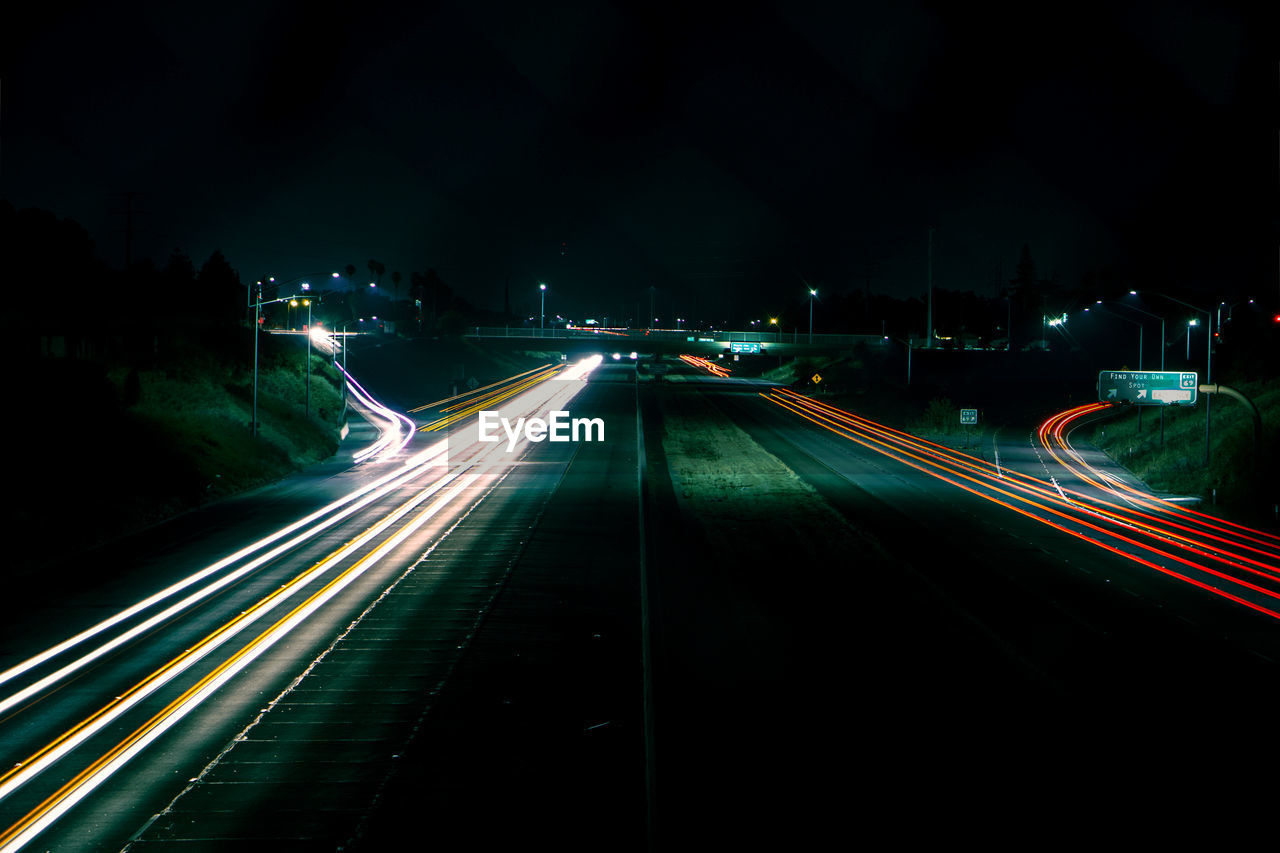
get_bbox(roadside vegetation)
[11,341,344,578]
[1089,380,1280,525]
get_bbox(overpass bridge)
[462,326,888,358]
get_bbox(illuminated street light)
[1150,292,1214,464]
[250,272,336,437]
[808,288,817,343]
[539,282,547,331]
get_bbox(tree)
[390,270,402,300]
[367,259,385,287]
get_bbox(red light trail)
[762,389,1280,621]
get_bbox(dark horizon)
[3,1,1275,324]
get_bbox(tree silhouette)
[198,249,242,330]
[366,259,385,287]
[391,270,402,300]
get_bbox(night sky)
[3,0,1273,326]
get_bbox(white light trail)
[0,441,448,701]
[0,356,606,849]
[0,468,468,805]
[0,470,483,852]
[342,365,416,463]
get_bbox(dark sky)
[3,0,1273,326]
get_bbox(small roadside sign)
[812,373,822,384]
[960,408,978,425]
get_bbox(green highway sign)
[960,408,978,425]
[1098,370,1198,406]
[730,341,762,354]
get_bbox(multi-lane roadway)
[4,349,1279,849]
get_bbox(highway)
[5,349,1280,849]
[0,356,633,851]
[652,355,1280,844]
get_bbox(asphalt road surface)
[6,355,1280,850]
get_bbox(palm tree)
[391,270,402,300]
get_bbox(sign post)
[960,408,977,449]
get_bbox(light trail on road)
[1037,402,1280,552]
[762,388,1280,622]
[679,354,732,377]
[415,364,565,432]
[0,357,604,851]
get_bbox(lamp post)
[539,282,547,332]
[1219,299,1254,326]
[1113,298,1167,445]
[885,335,913,386]
[1151,293,1213,465]
[303,297,313,417]
[249,272,338,437]
[808,288,817,343]
[1084,304,1145,431]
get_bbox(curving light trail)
[762,388,1280,622]
[0,356,605,851]
[340,365,418,463]
[1035,402,1280,558]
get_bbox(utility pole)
[125,191,134,271]
[926,227,934,348]
[253,279,263,437]
[305,298,312,417]
[110,191,148,272]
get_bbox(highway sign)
[811,373,822,384]
[960,408,978,425]
[1098,370,1198,406]
[730,341,761,354]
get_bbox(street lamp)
[249,272,338,437]
[251,283,308,437]
[1149,292,1213,464]
[1083,304,1146,431]
[539,282,547,332]
[1219,299,1254,326]
[303,297,313,416]
[885,335,913,386]
[808,288,817,343]
[1112,297,1168,444]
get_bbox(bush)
[922,397,957,433]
